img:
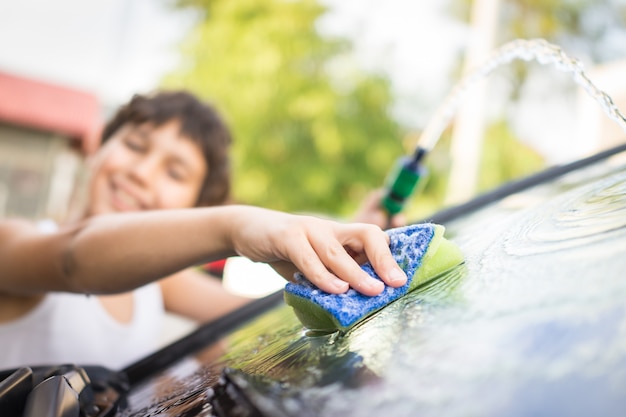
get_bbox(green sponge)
[284,223,464,332]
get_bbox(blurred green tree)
[163,0,578,221]
[163,0,406,217]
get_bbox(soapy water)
[229,52,626,413]
[311,156,626,417]
[116,39,626,417]
[418,38,626,151]
[503,172,626,256]
[120,160,626,416]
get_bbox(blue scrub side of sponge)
[284,223,436,330]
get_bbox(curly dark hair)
[101,90,232,207]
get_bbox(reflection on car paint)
[118,158,626,417]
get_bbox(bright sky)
[1,0,623,162]
[0,0,465,127]
[0,0,194,106]
[318,0,467,128]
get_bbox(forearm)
[63,207,240,293]
[1,204,407,298]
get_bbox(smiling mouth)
[111,185,146,211]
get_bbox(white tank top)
[0,284,164,370]
[0,220,165,370]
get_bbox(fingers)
[243,211,407,297]
[288,242,351,294]
[273,245,374,295]
[311,237,384,296]
[293,222,407,296]
[339,224,407,289]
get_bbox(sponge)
[284,223,464,332]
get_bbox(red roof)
[0,71,103,154]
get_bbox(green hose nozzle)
[381,147,427,216]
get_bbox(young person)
[0,91,406,369]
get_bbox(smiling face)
[86,119,208,216]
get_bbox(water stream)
[418,38,626,151]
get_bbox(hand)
[352,189,406,229]
[228,207,407,296]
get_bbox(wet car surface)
[117,144,626,417]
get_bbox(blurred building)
[0,71,102,220]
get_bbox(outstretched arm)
[0,205,406,297]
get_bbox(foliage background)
[163,0,626,220]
